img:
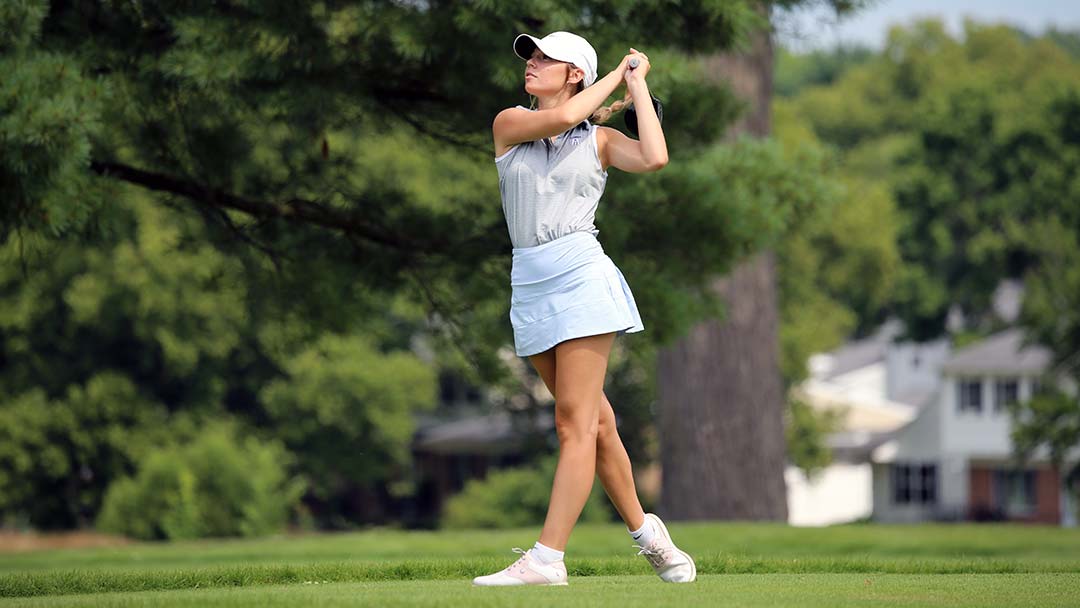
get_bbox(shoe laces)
[505,547,529,572]
[633,543,669,568]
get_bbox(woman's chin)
[524,82,549,96]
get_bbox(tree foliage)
[1,0,862,529]
[782,19,1080,340]
[442,454,610,529]
[1010,217,1080,499]
[1009,387,1080,484]
[0,372,169,528]
[0,191,436,529]
[97,421,305,540]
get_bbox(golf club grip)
[628,57,639,69]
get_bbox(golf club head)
[624,95,664,137]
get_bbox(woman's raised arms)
[493,52,641,157]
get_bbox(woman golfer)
[472,31,696,587]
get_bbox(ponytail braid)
[577,78,632,125]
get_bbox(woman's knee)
[554,399,599,444]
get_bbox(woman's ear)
[566,64,583,87]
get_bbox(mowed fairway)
[2,522,1079,606]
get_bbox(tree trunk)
[656,2,789,521]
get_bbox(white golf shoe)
[634,513,697,583]
[472,547,569,586]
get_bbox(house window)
[994,378,1019,412]
[992,469,1036,517]
[957,379,983,413]
[918,464,937,503]
[892,462,938,505]
[893,464,910,503]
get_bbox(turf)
[3,575,1080,607]
[2,522,1078,603]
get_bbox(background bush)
[97,421,305,540]
[441,455,612,529]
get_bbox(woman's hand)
[613,49,647,87]
[623,47,650,85]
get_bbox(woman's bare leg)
[596,391,647,531]
[534,332,614,551]
[528,341,646,537]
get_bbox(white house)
[788,321,1077,527]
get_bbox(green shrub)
[0,373,172,529]
[442,455,612,529]
[97,421,305,540]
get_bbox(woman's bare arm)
[626,71,667,167]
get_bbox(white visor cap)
[514,31,598,88]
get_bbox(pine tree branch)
[376,98,489,154]
[88,159,438,252]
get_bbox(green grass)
[2,522,1079,605]
[3,575,1080,607]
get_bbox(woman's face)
[524,47,580,96]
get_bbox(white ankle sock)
[628,517,656,546]
[530,541,564,565]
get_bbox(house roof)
[796,381,918,431]
[412,411,554,455]
[890,386,935,409]
[827,430,899,463]
[941,328,1052,375]
[814,319,903,380]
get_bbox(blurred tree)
[1010,217,1080,506]
[0,194,436,529]
[97,421,305,540]
[785,397,843,479]
[1008,388,1080,513]
[767,92,903,476]
[2,0,863,527]
[259,332,436,522]
[657,2,792,521]
[442,454,610,528]
[773,44,874,97]
[0,373,169,528]
[656,0,870,520]
[783,19,1080,340]
[0,0,849,373]
[772,102,900,383]
[1044,28,1080,59]
[1020,218,1080,388]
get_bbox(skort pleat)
[510,231,644,357]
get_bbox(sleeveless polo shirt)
[494,105,609,249]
